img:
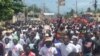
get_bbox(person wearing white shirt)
[19,32,26,45]
[12,39,24,56]
[3,32,13,43]
[4,38,13,56]
[55,35,77,56]
[39,37,57,56]
[72,36,83,56]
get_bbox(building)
[83,12,100,22]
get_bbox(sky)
[24,0,100,14]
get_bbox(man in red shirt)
[21,45,36,56]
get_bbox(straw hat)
[45,33,49,37]
[45,37,52,41]
[57,30,66,36]
[7,30,13,33]
[2,30,7,35]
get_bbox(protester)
[55,34,77,56]
[4,38,12,56]
[93,31,100,55]
[21,45,36,56]
[39,37,58,56]
[12,39,24,56]
[71,36,82,56]
[82,33,94,56]
[7,50,12,56]
[0,39,4,56]
[19,31,26,45]
[0,16,100,56]
[2,30,13,43]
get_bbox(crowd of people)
[0,17,100,56]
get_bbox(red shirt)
[21,51,36,56]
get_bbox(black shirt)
[82,38,94,53]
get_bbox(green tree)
[28,4,41,13]
[70,9,75,16]
[0,0,24,21]
[27,4,41,18]
[87,7,92,12]
[12,0,25,14]
[64,9,75,18]
[0,0,13,21]
[97,8,100,13]
[64,12,70,18]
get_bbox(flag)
[60,1,65,6]
[58,0,65,6]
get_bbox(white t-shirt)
[20,33,24,39]
[39,45,57,56]
[91,36,96,41]
[19,38,26,45]
[54,42,62,48]
[78,39,83,46]
[4,41,13,56]
[44,25,51,30]
[29,43,35,49]
[3,35,13,43]
[74,44,82,53]
[12,44,23,56]
[55,43,76,56]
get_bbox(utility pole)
[76,0,78,15]
[57,0,65,16]
[94,0,98,21]
[25,7,28,24]
[40,1,46,14]
[43,2,46,13]
[94,0,97,13]
[58,0,60,16]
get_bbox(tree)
[97,8,100,13]
[0,0,24,21]
[27,4,41,18]
[64,9,75,18]
[64,12,70,18]
[28,4,41,13]
[0,0,13,21]
[70,9,75,16]
[87,7,92,12]
[12,0,25,14]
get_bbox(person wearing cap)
[38,34,50,52]
[39,37,57,56]
[2,30,13,44]
[4,38,13,56]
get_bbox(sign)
[43,13,55,16]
